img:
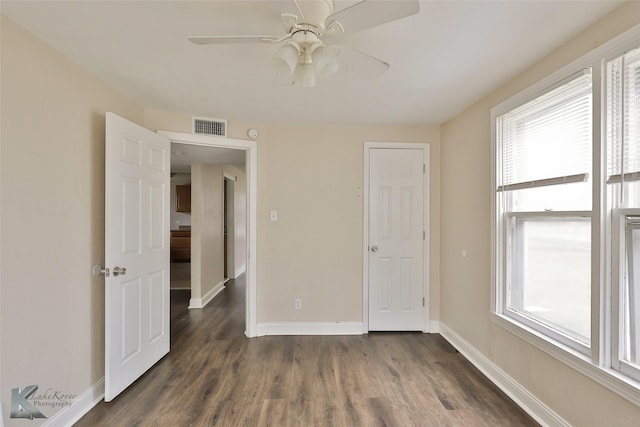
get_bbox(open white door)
[368,147,427,330]
[104,113,170,401]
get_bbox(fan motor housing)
[291,28,320,45]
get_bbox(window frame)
[494,67,596,356]
[491,23,640,407]
[612,209,640,384]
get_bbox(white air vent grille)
[193,117,227,137]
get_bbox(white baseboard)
[43,378,104,427]
[188,280,225,309]
[234,265,246,279]
[256,322,364,336]
[439,323,569,427]
[427,320,440,333]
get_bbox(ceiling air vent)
[193,117,227,137]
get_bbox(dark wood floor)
[76,276,538,426]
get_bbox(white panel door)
[369,148,425,330]
[105,113,170,401]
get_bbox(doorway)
[161,131,258,338]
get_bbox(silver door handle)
[112,266,127,277]
[370,245,379,252]
[92,264,109,277]
[92,265,127,277]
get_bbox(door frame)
[363,141,430,333]
[223,173,235,281]
[159,131,258,338]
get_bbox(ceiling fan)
[188,0,420,87]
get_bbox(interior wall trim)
[439,323,569,427]
[42,378,105,427]
[189,279,225,309]
[234,265,246,279]
[256,322,364,336]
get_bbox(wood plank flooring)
[76,276,538,426]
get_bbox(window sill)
[491,312,640,407]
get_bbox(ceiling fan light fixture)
[272,41,300,75]
[295,63,316,88]
[313,45,340,79]
[190,0,420,88]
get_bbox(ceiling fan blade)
[334,44,390,79]
[326,0,419,34]
[188,36,277,45]
[269,0,304,20]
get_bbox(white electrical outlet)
[294,298,302,310]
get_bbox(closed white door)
[104,113,170,401]
[368,148,426,330]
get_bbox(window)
[492,28,640,403]
[495,70,593,354]
[609,47,640,382]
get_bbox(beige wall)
[257,124,441,322]
[0,15,144,425]
[190,163,224,301]
[440,2,640,426]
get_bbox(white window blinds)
[497,69,592,191]
[607,47,640,183]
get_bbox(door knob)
[92,265,127,277]
[370,245,379,252]
[112,266,127,277]
[92,264,109,277]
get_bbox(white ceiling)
[2,0,623,127]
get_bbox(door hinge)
[423,230,426,240]
[422,297,425,307]
[423,164,426,174]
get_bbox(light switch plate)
[270,210,278,222]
